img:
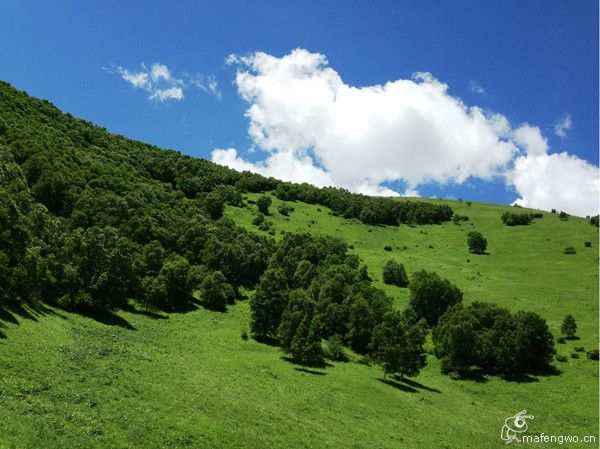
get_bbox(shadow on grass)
[80,309,136,330]
[253,334,280,347]
[122,303,168,320]
[378,378,418,393]
[392,376,442,393]
[448,368,489,383]
[504,365,562,383]
[294,367,327,376]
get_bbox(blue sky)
[1,0,598,214]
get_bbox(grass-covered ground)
[0,197,597,448]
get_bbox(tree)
[205,192,225,220]
[409,270,463,326]
[290,315,324,368]
[467,231,487,254]
[256,195,272,215]
[513,311,555,373]
[371,310,426,379]
[432,304,478,373]
[250,267,289,338]
[278,289,314,350]
[382,260,409,287]
[561,314,577,339]
[201,270,235,311]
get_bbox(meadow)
[0,195,597,449]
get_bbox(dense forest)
[0,81,556,378]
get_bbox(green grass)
[0,197,598,448]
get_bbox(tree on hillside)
[256,195,272,215]
[201,270,235,311]
[250,267,289,338]
[408,270,463,326]
[561,314,577,339]
[291,315,324,368]
[205,192,225,220]
[382,260,409,287]
[432,304,478,373]
[467,231,487,254]
[371,310,426,379]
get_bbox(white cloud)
[554,114,572,138]
[106,62,218,102]
[513,124,548,155]
[215,48,518,195]
[149,87,184,102]
[509,152,599,216]
[469,80,486,94]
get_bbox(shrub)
[570,353,580,359]
[586,349,599,361]
[383,245,393,252]
[501,212,532,226]
[252,213,265,226]
[584,241,592,247]
[561,315,577,338]
[278,204,292,216]
[590,215,599,227]
[453,214,469,224]
[556,355,568,362]
[201,271,235,311]
[382,260,409,287]
[467,231,487,254]
[574,346,585,353]
[256,195,272,215]
[323,335,348,362]
[557,336,566,344]
[559,211,569,220]
[563,246,576,255]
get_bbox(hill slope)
[0,81,597,449]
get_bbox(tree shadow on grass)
[378,378,418,393]
[294,367,327,376]
[448,368,489,383]
[80,309,136,330]
[391,376,442,394]
[503,365,562,383]
[122,303,168,320]
[253,334,280,347]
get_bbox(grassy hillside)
[0,81,598,448]
[0,195,597,449]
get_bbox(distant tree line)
[274,182,454,226]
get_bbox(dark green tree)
[371,310,426,379]
[382,260,409,287]
[467,231,487,254]
[201,270,235,311]
[256,195,272,215]
[250,267,289,338]
[409,270,463,326]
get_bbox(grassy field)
[0,196,597,448]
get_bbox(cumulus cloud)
[105,62,219,102]
[554,114,572,138]
[509,152,599,216]
[513,124,548,155]
[216,48,518,195]
[212,49,598,214]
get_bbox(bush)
[323,335,348,362]
[584,241,592,247]
[574,346,585,353]
[256,195,272,215]
[278,204,292,216]
[559,211,569,220]
[590,215,599,227]
[383,245,393,252]
[563,246,576,255]
[382,260,409,287]
[586,349,599,361]
[555,355,568,362]
[501,212,532,226]
[467,231,487,254]
[453,214,469,224]
[252,213,265,226]
[570,353,580,359]
[557,337,566,344]
[561,314,577,338]
[201,271,235,311]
